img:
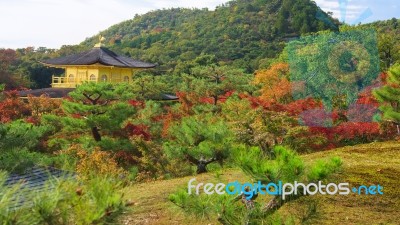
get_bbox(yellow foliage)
[64,144,127,180]
[27,94,62,117]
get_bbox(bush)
[333,122,380,144]
[170,145,342,224]
[0,171,126,224]
[283,126,327,153]
[308,122,383,149]
[62,144,127,180]
[0,120,52,150]
[0,90,30,123]
[130,137,169,182]
[0,148,55,173]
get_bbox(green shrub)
[0,172,126,225]
[0,120,52,150]
[171,145,342,224]
[0,148,55,173]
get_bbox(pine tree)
[62,82,135,141]
[373,64,400,134]
[180,65,253,106]
[169,145,342,224]
[163,114,233,174]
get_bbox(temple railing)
[51,75,130,88]
[52,76,97,88]
[52,76,75,88]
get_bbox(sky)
[0,0,398,49]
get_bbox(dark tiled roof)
[5,167,75,209]
[18,88,74,98]
[41,47,156,68]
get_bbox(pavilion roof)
[41,47,156,68]
[18,88,74,98]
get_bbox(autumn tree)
[0,48,24,89]
[0,91,30,123]
[62,82,135,142]
[222,95,298,152]
[254,62,291,103]
[127,100,164,138]
[27,94,62,118]
[221,95,258,145]
[222,95,327,153]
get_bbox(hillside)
[118,141,400,224]
[3,0,399,89]
[358,18,400,71]
[80,0,339,73]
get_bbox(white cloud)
[0,0,226,49]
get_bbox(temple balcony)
[51,76,89,88]
[51,75,130,88]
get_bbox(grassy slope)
[118,141,400,225]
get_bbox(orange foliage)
[283,98,323,116]
[175,91,200,114]
[27,94,62,117]
[128,99,145,108]
[254,63,291,103]
[124,123,151,140]
[199,90,235,104]
[161,106,182,137]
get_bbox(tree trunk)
[213,95,218,105]
[262,191,305,214]
[263,196,280,213]
[196,162,208,174]
[185,155,219,174]
[91,126,101,142]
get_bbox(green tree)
[131,72,169,100]
[164,114,233,174]
[222,95,299,154]
[0,84,5,102]
[62,82,135,141]
[170,145,342,224]
[180,65,253,105]
[0,120,54,172]
[378,33,400,71]
[373,64,400,134]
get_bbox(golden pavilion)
[40,37,156,88]
[19,38,177,100]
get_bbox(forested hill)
[80,0,339,73]
[3,0,399,89]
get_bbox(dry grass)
[118,141,400,225]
